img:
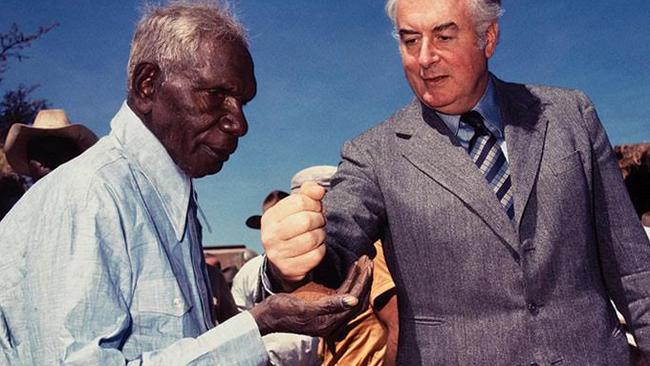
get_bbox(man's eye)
[402,37,419,47]
[205,89,227,102]
[437,35,454,42]
[207,88,226,97]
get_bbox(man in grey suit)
[260,0,650,364]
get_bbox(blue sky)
[2,1,649,254]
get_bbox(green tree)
[0,85,48,143]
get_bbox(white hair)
[127,0,248,91]
[385,0,503,48]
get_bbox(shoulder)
[346,99,420,149]
[231,256,263,288]
[4,136,143,228]
[0,136,138,268]
[46,137,138,204]
[496,78,592,110]
[528,84,591,109]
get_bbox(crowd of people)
[0,0,649,365]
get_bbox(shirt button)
[173,297,183,308]
[528,303,539,316]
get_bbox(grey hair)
[385,0,503,48]
[127,0,248,91]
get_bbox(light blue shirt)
[0,102,267,365]
[432,74,509,160]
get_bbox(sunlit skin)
[396,0,498,115]
[131,39,257,178]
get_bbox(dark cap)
[245,190,289,229]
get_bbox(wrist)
[265,256,311,292]
[249,304,273,336]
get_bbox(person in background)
[617,146,650,365]
[0,2,370,365]
[251,166,400,365]
[4,109,98,183]
[232,188,322,366]
[0,149,24,220]
[625,148,650,224]
[261,0,650,364]
[319,239,398,366]
[627,149,650,256]
[1,109,97,219]
[205,260,240,325]
[286,166,400,366]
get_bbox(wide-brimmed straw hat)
[4,109,98,175]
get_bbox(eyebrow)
[398,22,459,37]
[398,28,420,37]
[432,22,458,33]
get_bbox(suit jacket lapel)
[495,79,549,228]
[394,100,520,255]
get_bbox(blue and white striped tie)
[461,111,515,221]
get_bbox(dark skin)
[293,268,399,366]
[128,39,255,178]
[251,256,373,336]
[127,37,372,337]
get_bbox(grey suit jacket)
[316,77,650,365]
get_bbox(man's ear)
[128,62,161,115]
[484,22,499,59]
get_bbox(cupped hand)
[250,255,373,337]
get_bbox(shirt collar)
[110,101,192,242]
[431,74,504,139]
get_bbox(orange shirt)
[321,241,396,366]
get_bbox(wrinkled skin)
[128,38,256,178]
[250,256,373,337]
[396,0,498,115]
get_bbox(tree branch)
[0,23,59,77]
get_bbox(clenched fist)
[261,181,327,284]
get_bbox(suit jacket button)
[528,303,539,315]
[522,239,534,252]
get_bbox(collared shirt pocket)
[136,277,191,316]
[132,277,192,338]
[549,150,583,176]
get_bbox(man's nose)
[418,40,439,69]
[219,99,248,137]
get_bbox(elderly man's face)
[149,39,256,178]
[396,0,497,114]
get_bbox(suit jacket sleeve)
[579,92,650,354]
[313,137,387,288]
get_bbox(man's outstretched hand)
[249,255,372,337]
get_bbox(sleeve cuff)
[197,311,268,365]
[260,254,277,299]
